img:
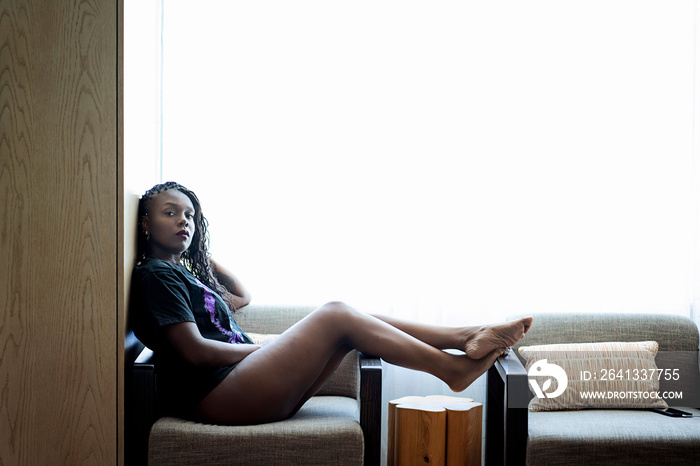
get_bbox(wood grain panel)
[0,0,118,464]
[0,1,35,463]
[117,2,124,464]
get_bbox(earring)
[144,230,150,239]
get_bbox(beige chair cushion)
[526,408,700,466]
[149,396,363,466]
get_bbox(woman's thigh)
[195,304,355,424]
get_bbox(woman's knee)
[314,301,360,322]
[303,302,365,348]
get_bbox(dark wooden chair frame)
[485,352,528,466]
[125,331,383,466]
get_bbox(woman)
[131,181,532,425]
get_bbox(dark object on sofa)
[125,304,382,466]
[486,313,700,466]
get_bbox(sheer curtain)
[129,0,698,461]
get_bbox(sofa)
[486,312,700,466]
[125,304,382,466]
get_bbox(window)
[129,0,699,324]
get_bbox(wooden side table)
[388,395,483,466]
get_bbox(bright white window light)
[151,0,695,322]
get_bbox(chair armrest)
[486,352,528,466]
[359,354,382,466]
[126,346,157,466]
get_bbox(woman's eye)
[186,213,194,219]
[165,211,175,216]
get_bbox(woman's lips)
[176,230,190,238]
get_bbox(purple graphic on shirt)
[195,278,244,344]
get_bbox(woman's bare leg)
[287,344,352,417]
[196,302,520,425]
[372,314,533,359]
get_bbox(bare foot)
[464,317,533,359]
[448,348,508,392]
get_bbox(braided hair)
[137,181,237,310]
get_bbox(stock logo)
[528,359,568,399]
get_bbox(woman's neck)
[147,248,182,264]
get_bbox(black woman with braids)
[131,181,533,424]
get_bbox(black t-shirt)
[130,258,253,416]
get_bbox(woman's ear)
[140,215,149,235]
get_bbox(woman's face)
[142,189,196,262]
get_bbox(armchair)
[486,313,700,466]
[125,304,382,466]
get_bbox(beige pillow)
[518,341,669,411]
[247,332,280,345]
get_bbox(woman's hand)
[210,257,252,308]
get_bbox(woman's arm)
[210,257,252,308]
[164,321,260,367]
